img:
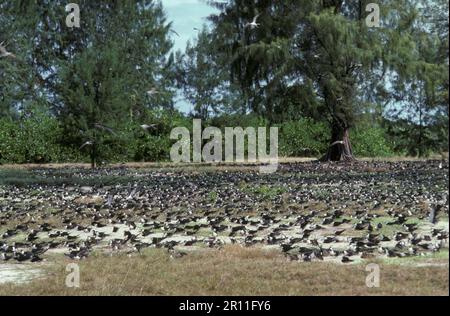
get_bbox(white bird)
[439,162,443,169]
[127,187,138,200]
[106,194,113,207]
[244,14,261,29]
[330,140,345,147]
[313,54,321,59]
[140,124,157,131]
[79,141,94,150]
[146,87,160,96]
[0,42,15,58]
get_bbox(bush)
[279,118,330,157]
[351,127,394,157]
[0,108,81,164]
[122,109,191,162]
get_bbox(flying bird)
[146,87,160,96]
[0,42,16,58]
[140,124,158,131]
[244,14,261,29]
[170,30,180,37]
[94,123,116,134]
[79,141,94,150]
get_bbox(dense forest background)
[0,0,448,164]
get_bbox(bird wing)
[142,124,157,131]
[0,42,15,58]
[94,123,116,134]
[79,142,92,150]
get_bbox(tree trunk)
[321,124,355,162]
[90,143,96,169]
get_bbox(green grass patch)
[382,250,449,265]
[240,183,287,200]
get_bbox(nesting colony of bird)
[0,160,448,264]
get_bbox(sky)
[160,0,218,113]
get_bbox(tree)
[1,0,177,167]
[176,25,242,119]
[381,0,449,156]
[206,0,444,161]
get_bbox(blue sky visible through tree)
[161,0,217,114]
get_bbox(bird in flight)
[170,30,180,37]
[244,14,261,29]
[79,141,94,150]
[94,123,116,134]
[0,42,16,58]
[146,87,160,97]
[140,124,158,132]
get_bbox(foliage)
[0,107,81,163]
[279,118,330,157]
[351,127,394,157]
[1,1,448,163]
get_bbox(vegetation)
[0,246,448,296]
[0,0,448,165]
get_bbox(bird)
[170,30,180,37]
[140,124,158,132]
[0,252,12,261]
[94,123,115,134]
[0,42,16,58]
[79,141,94,150]
[341,256,353,263]
[244,14,261,29]
[146,87,160,96]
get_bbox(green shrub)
[351,127,394,157]
[279,118,330,157]
[122,109,191,162]
[0,108,81,164]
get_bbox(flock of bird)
[0,160,448,264]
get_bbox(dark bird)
[341,256,353,263]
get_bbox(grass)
[0,168,134,187]
[1,246,448,296]
[239,183,287,200]
[382,250,449,265]
[208,191,218,203]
